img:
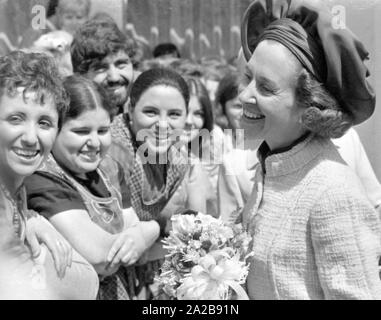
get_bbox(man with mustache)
[71,17,136,115]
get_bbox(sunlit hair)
[71,18,137,74]
[62,75,114,125]
[0,51,69,129]
[296,69,353,139]
[214,71,239,130]
[185,76,214,132]
[129,68,190,111]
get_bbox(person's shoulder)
[331,128,361,150]
[23,171,73,193]
[297,137,361,190]
[308,153,367,204]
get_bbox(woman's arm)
[106,208,160,268]
[48,209,132,276]
[122,207,160,246]
[310,185,381,299]
[49,208,160,276]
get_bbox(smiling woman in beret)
[239,0,381,299]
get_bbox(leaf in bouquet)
[162,233,187,253]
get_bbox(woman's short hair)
[0,51,69,129]
[296,69,354,139]
[185,76,214,132]
[214,71,239,130]
[129,68,190,111]
[62,75,114,124]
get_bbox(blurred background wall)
[0,0,380,179]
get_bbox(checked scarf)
[108,114,189,222]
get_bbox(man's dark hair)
[153,43,180,59]
[71,17,136,74]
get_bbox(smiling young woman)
[0,51,99,299]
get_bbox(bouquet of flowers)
[154,211,252,300]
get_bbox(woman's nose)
[185,113,193,126]
[21,124,38,146]
[156,119,170,131]
[87,133,101,148]
[238,84,256,105]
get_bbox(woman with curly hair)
[0,51,99,299]
[239,0,381,299]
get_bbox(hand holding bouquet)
[155,211,252,300]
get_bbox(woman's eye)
[39,120,53,129]
[169,111,183,118]
[258,83,276,95]
[72,129,90,135]
[7,115,23,124]
[144,110,157,117]
[98,128,109,135]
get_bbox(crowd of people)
[1,0,381,300]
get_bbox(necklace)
[0,182,26,240]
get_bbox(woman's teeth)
[13,148,39,159]
[243,109,265,120]
[81,151,99,158]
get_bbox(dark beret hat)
[241,0,375,125]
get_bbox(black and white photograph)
[0,0,381,303]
